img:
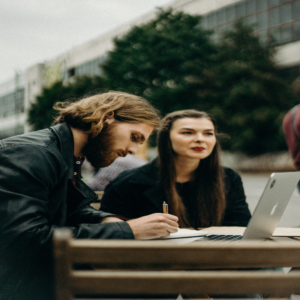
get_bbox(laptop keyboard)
[197,234,242,243]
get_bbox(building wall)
[200,0,300,56]
[172,0,241,15]
[0,73,25,139]
[54,0,300,83]
[24,64,45,133]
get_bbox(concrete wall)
[172,0,241,15]
[275,40,300,68]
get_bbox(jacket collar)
[50,123,74,180]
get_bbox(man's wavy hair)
[53,91,161,137]
[157,109,226,228]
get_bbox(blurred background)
[1,0,300,225]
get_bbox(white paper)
[167,236,206,244]
[159,228,208,239]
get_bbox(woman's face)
[169,117,216,160]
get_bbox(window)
[217,24,227,35]
[208,13,217,28]
[295,20,300,39]
[280,23,292,43]
[292,0,300,20]
[200,16,208,29]
[247,14,257,27]
[226,6,235,22]
[269,7,280,27]
[0,89,25,119]
[236,2,246,18]
[246,0,256,14]
[280,3,292,24]
[217,9,226,24]
[269,26,281,43]
[257,0,268,11]
[269,0,280,7]
[257,10,268,29]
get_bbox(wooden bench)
[53,228,300,299]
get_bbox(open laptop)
[199,171,300,242]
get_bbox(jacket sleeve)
[0,145,133,256]
[65,178,130,224]
[222,168,251,226]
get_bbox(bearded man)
[0,91,178,300]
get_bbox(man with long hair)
[0,91,178,300]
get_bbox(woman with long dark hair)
[101,109,251,229]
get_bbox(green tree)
[102,9,217,116]
[103,11,296,155]
[28,76,104,130]
[209,20,297,155]
[28,12,296,156]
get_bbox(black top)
[101,159,252,227]
[176,181,198,227]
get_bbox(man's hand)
[127,213,179,239]
[101,217,125,223]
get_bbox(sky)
[0,0,172,84]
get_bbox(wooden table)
[53,228,300,299]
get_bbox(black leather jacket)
[0,123,133,300]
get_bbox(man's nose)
[127,143,139,155]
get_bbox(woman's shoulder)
[222,166,243,187]
[223,166,241,178]
[107,158,159,187]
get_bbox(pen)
[163,201,168,214]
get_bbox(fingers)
[165,224,178,233]
[126,213,179,239]
[149,213,178,228]
[150,223,178,238]
[159,213,178,222]
[149,213,178,222]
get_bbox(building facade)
[0,0,299,139]
[0,74,25,139]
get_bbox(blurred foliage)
[28,10,297,155]
[292,76,300,101]
[102,9,217,115]
[28,76,105,130]
[102,12,296,155]
[207,19,297,155]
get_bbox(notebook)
[161,228,207,239]
[198,171,300,242]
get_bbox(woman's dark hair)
[157,109,226,228]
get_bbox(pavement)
[240,172,300,227]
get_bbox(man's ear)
[104,112,115,124]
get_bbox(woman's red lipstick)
[191,147,205,152]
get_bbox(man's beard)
[82,123,124,168]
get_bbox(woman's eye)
[205,132,214,136]
[181,131,192,135]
